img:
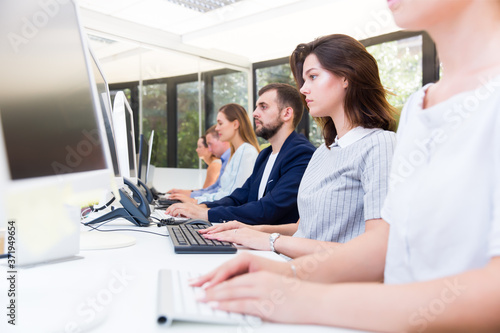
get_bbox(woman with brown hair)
[196,134,221,189]
[200,34,397,259]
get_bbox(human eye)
[309,74,317,80]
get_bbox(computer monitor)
[137,130,155,185]
[112,91,137,180]
[89,46,121,178]
[138,134,148,184]
[0,0,116,264]
[147,130,155,187]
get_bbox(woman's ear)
[232,119,240,130]
[343,77,349,88]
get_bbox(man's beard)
[255,118,284,140]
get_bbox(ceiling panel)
[80,0,400,83]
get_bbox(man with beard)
[166,83,316,225]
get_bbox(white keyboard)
[157,269,262,327]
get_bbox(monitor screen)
[137,133,148,183]
[0,1,111,181]
[89,47,121,177]
[146,130,155,186]
[112,91,137,179]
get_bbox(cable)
[82,216,170,237]
[91,195,116,212]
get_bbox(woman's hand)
[199,270,321,324]
[190,252,292,289]
[168,193,197,204]
[165,202,208,220]
[202,226,270,251]
[198,220,248,234]
[166,189,192,196]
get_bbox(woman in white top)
[167,104,260,215]
[192,1,500,332]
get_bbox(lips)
[387,0,401,10]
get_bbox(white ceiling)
[79,0,400,83]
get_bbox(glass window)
[255,63,294,91]
[176,81,204,168]
[255,64,306,146]
[367,35,423,126]
[142,83,167,167]
[211,71,248,127]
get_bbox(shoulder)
[238,143,259,159]
[357,130,397,165]
[362,129,397,147]
[207,159,222,170]
[283,132,316,155]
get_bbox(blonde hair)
[218,103,260,156]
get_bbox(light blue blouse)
[195,142,258,203]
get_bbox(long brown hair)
[218,103,260,156]
[290,34,397,146]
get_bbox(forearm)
[273,236,339,259]
[256,222,298,235]
[293,220,389,283]
[311,259,500,332]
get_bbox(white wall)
[150,166,206,192]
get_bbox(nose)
[252,108,259,118]
[299,82,309,95]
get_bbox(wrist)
[269,233,281,254]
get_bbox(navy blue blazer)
[205,131,316,225]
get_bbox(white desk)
[0,222,369,333]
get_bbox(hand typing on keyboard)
[165,202,209,221]
[189,252,312,324]
[157,269,261,327]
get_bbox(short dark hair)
[290,34,397,146]
[200,135,208,148]
[205,125,218,139]
[258,83,304,129]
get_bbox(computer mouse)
[184,219,212,226]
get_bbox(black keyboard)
[166,223,237,254]
[156,198,182,208]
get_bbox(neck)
[202,155,214,164]
[429,4,500,83]
[331,107,351,139]
[231,135,245,152]
[268,126,294,153]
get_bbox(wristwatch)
[269,233,281,254]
